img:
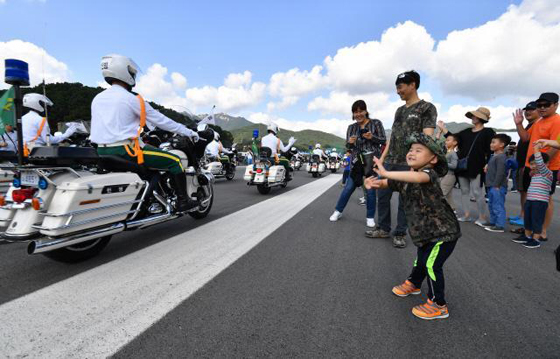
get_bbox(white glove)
[63,123,77,137]
[289,137,296,144]
[191,132,200,143]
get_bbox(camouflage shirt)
[388,168,461,247]
[385,100,437,165]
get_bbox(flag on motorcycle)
[251,137,259,158]
[199,105,216,126]
[0,87,15,135]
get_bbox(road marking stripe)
[0,174,341,358]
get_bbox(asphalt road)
[1,167,559,358]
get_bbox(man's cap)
[465,107,491,122]
[536,92,559,104]
[523,101,537,110]
[405,133,448,177]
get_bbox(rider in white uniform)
[260,122,296,179]
[312,144,328,162]
[90,54,200,212]
[22,94,77,149]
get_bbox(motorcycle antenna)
[41,20,51,145]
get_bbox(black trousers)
[408,240,457,306]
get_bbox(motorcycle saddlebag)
[39,173,144,237]
[267,165,285,183]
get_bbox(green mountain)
[197,112,253,131]
[444,121,516,133]
[231,123,346,152]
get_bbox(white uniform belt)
[98,140,134,148]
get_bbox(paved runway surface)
[1,167,559,358]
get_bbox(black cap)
[536,92,559,104]
[523,101,537,110]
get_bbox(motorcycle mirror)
[197,123,209,132]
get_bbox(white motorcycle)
[327,157,341,173]
[204,144,237,181]
[0,127,215,263]
[306,154,326,178]
[0,152,16,195]
[244,147,288,194]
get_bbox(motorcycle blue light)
[38,178,48,190]
[4,59,30,86]
[13,178,21,188]
[253,129,259,138]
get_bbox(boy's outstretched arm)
[372,156,431,184]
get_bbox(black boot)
[170,173,199,212]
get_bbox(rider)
[312,143,328,162]
[206,132,232,167]
[22,93,78,154]
[90,54,200,212]
[261,122,296,179]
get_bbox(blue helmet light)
[38,178,48,190]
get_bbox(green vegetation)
[231,123,346,152]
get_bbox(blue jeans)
[335,176,376,218]
[377,163,409,235]
[488,186,507,227]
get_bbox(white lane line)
[0,174,341,358]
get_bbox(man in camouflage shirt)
[365,133,461,320]
[370,70,437,248]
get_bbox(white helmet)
[101,54,140,87]
[214,132,220,141]
[267,122,279,134]
[23,93,53,113]
[315,144,321,149]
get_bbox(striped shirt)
[527,152,553,203]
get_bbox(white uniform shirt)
[22,111,72,145]
[261,133,290,156]
[313,148,326,157]
[90,85,196,144]
[205,140,220,157]
[0,131,18,152]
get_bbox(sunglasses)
[536,102,553,109]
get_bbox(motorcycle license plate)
[255,173,265,182]
[20,171,39,186]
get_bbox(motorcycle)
[290,157,302,171]
[0,152,16,196]
[203,144,237,181]
[327,157,341,173]
[243,147,288,194]
[306,154,326,178]
[0,126,215,263]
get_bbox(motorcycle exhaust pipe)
[28,223,125,255]
[126,212,178,230]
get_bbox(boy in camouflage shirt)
[365,133,461,320]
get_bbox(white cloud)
[324,21,435,94]
[0,39,70,89]
[266,96,298,112]
[267,66,327,108]
[135,63,190,111]
[432,0,560,100]
[186,71,266,113]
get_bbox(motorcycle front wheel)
[189,183,214,219]
[43,236,112,263]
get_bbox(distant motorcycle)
[204,146,237,181]
[244,147,288,194]
[306,154,326,178]
[327,157,340,173]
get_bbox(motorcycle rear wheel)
[312,173,319,178]
[225,170,235,181]
[257,184,271,194]
[43,236,112,263]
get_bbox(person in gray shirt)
[439,134,459,210]
[482,134,512,232]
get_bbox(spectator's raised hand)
[372,156,387,177]
[513,109,524,125]
[364,176,383,189]
[437,120,446,131]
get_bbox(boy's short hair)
[395,70,420,89]
[492,133,511,147]
[529,152,550,163]
[447,134,460,147]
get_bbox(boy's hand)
[372,156,387,177]
[365,176,383,189]
[533,141,543,151]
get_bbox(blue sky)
[2,0,559,137]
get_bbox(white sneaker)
[330,210,342,222]
[367,218,375,228]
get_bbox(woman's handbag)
[456,131,481,171]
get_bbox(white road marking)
[0,174,341,358]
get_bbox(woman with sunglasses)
[329,100,386,228]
